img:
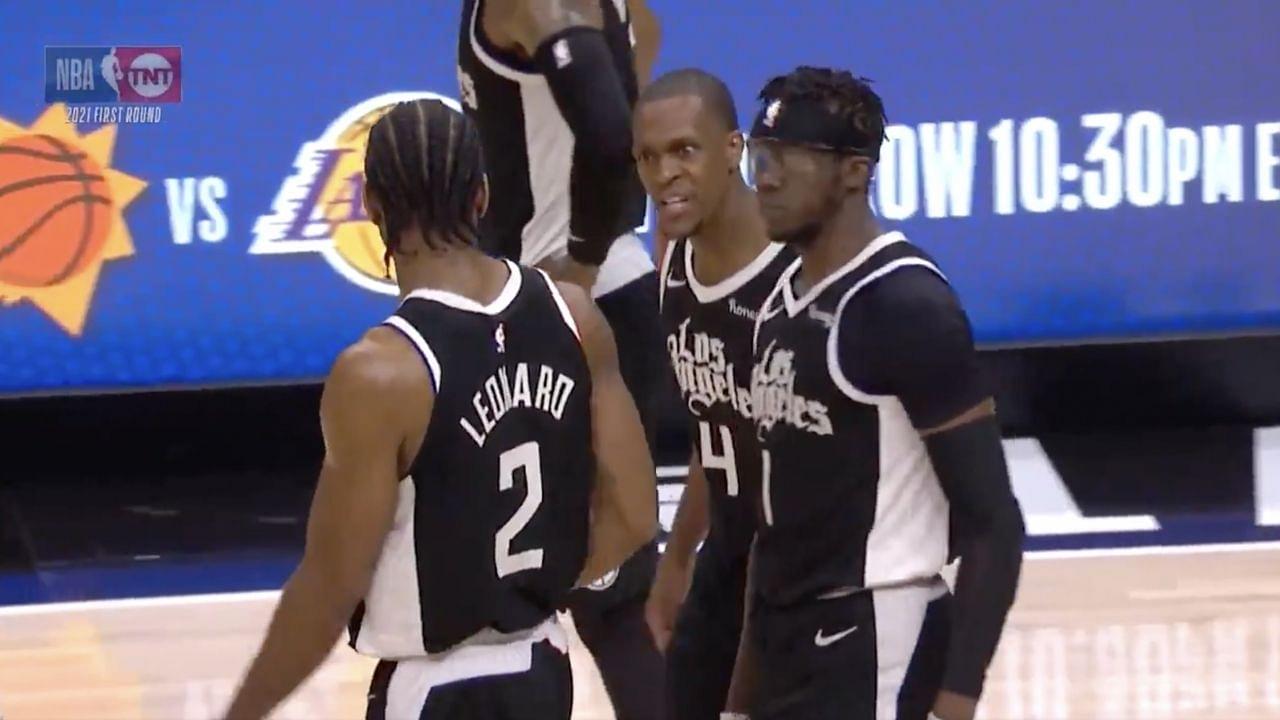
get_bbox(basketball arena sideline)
[3,3,1280,720]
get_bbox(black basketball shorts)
[365,618,572,720]
[664,548,749,720]
[750,577,952,720]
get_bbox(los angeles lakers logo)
[250,91,462,295]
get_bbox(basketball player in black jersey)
[630,69,794,720]
[723,68,1026,720]
[224,99,657,720]
[457,2,667,718]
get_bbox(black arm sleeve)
[925,418,1025,697]
[836,267,1025,697]
[532,27,636,265]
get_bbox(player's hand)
[645,554,693,653]
[537,253,599,293]
[930,690,978,720]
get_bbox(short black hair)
[638,67,738,131]
[757,66,887,158]
[364,98,485,254]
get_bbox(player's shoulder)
[858,260,958,314]
[329,326,435,400]
[838,260,971,345]
[486,0,606,51]
[546,276,605,339]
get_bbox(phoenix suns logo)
[0,104,147,335]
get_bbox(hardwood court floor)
[1,544,1278,720]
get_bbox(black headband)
[749,95,880,161]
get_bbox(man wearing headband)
[724,67,1026,720]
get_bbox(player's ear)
[475,174,490,218]
[726,130,744,173]
[841,155,872,194]
[364,185,384,229]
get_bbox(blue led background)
[0,0,1277,396]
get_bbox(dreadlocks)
[757,66,887,160]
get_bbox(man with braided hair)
[722,67,1026,720]
[456,2,668,717]
[224,98,657,720]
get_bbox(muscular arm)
[838,268,1025,715]
[485,0,638,266]
[556,279,659,585]
[225,331,430,720]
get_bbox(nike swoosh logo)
[665,278,687,287]
[813,624,859,647]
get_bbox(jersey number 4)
[496,441,545,578]
[699,421,739,497]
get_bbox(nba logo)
[45,46,182,104]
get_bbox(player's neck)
[396,244,508,303]
[796,201,882,293]
[689,181,771,285]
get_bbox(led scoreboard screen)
[0,1,1277,396]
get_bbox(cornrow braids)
[758,66,887,156]
[364,99,486,266]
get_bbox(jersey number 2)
[496,441,545,578]
[699,421,739,497]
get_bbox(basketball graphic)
[251,91,463,295]
[0,133,115,288]
[0,104,147,336]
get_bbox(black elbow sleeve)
[533,27,637,264]
[532,27,633,159]
[925,416,1026,697]
[924,416,1021,530]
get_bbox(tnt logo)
[45,46,182,104]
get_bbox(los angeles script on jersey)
[459,362,575,447]
[750,339,833,436]
[666,318,752,418]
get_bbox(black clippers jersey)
[457,0,647,265]
[349,260,594,657]
[750,232,953,606]
[659,238,795,566]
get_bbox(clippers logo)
[250,91,461,295]
[666,318,752,419]
[750,339,832,436]
[587,568,618,591]
[552,39,572,68]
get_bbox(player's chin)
[767,220,811,246]
[657,213,699,240]
[758,213,791,241]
